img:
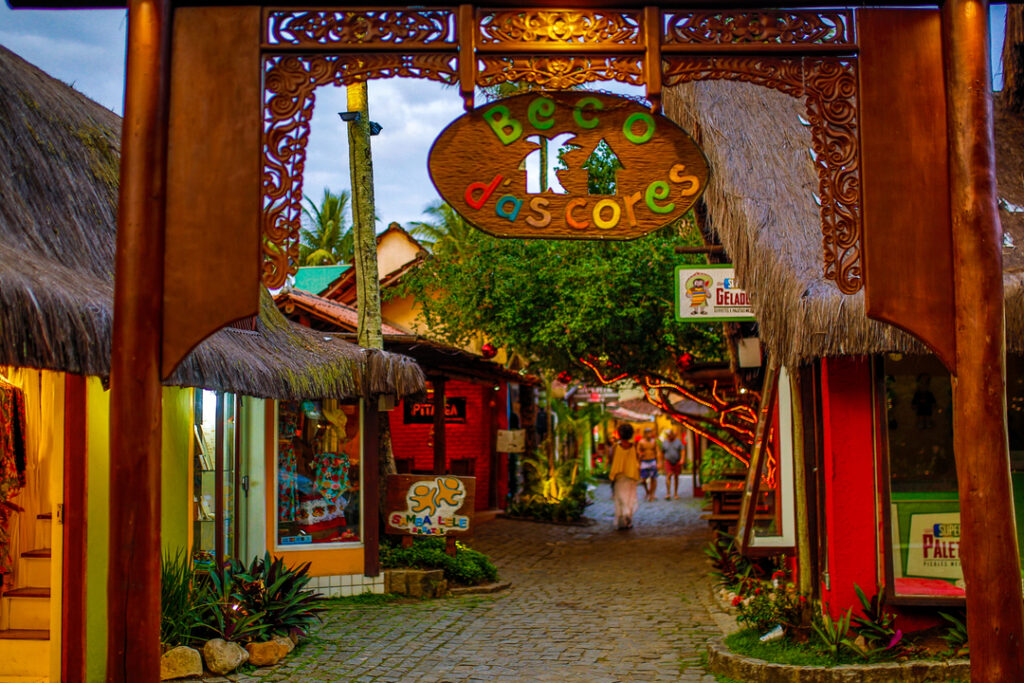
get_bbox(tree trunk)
[1003,6,1024,115]
[346,83,396,518]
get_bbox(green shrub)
[230,552,325,639]
[160,549,205,647]
[380,537,498,586]
[700,444,740,483]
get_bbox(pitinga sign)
[428,92,709,240]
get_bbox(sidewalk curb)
[706,637,970,682]
[449,580,512,596]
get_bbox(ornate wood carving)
[261,53,457,287]
[477,10,642,49]
[664,56,862,294]
[477,55,644,89]
[663,10,854,47]
[264,9,456,48]
[259,7,863,294]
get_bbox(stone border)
[449,580,512,596]
[706,637,970,682]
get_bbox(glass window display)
[277,400,360,545]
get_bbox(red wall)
[390,381,507,511]
[820,356,879,616]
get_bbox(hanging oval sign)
[428,92,709,240]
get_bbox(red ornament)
[557,371,573,384]
[480,343,498,359]
[676,352,695,373]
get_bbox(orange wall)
[262,401,364,576]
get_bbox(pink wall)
[820,356,879,616]
[390,381,507,510]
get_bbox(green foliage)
[160,549,205,647]
[408,200,475,257]
[380,537,498,586]
[228,552,325,639]
[811,607,854,658]
[725,628,864,667]
[162,550,324,645]
[734,573,806,634]
[508,448,592,522]
[704,532,759,590]
[850,584,902,652]
[300,188,353,266]
[395,218,724,377]
[700,443,741,484]
[940,610,969,656]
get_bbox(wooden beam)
[107,0,169,679]
[674,245,725,255]
[944,1,1024,680]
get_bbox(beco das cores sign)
[428,92,709,240]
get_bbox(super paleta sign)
[428,92,710,240]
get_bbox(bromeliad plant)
[161,550,325,647]
[811,607,854,657]
[850,584,904,655]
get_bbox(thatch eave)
[665,81,1024,367]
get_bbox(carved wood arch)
[260,7,861,294]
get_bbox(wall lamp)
[339,111,383,136]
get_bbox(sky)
[0,3,1010,231]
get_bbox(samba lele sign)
[428,92,709,240]
[386,474,476,537]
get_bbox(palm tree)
[299,188,353,265]
[407,200,475,257]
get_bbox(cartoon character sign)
[685,273,712,315]
[389,476,471,536]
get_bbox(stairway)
[0,513,52,682]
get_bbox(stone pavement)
[235,477,729,682]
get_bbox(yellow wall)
[377,229,422,276]
[162,387,192,554]
[85,377,110,683]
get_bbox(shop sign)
[906,512,962,580]
[496,429,525,453]
[403,396,467,424]
[385,475,476,537]
[675,264,756,322]
[428,92,709,240]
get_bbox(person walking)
[637,426,663,502]
[608,424,640,530]
[661,428,686,500]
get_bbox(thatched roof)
[0,44,424,400]
[665,81,1024,367]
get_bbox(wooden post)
[62,375,87,683]
[107,0,170,679]
[346,81,387,576]
[432,377,448,474]
[943,1,1024,680]
[789,370,813,599]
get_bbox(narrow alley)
[238,480,725,683]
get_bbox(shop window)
[192,390,237,566]
[882,354,1024,602]
[277,400,360,546]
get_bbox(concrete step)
[1,588,50,631]
[19,551,50,589]
[0,629,49,678]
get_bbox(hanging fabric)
[0,374,28,577]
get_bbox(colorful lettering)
[527,97,556,131]
[526,197,552,228]
[669,163,701,197]
[592,199,621,230]
[482,105,522,145]
[465,174,503,209]
[573,96,603,129]
[565,198,590,229]
[623,112,655,144]
[645,180,675,214]
[496,195,524,222]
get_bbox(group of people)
[607,424,687,530]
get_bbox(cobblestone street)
[241,478,727,682]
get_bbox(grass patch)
[324,592,401,606]
[726,628,864,667]
[714,675,744,683]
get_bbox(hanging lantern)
[480,343,498,359]
[676,352,695,373]
[557,370,573,384]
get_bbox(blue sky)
[0,3,1010,230]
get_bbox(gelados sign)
[428,92,709,240]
